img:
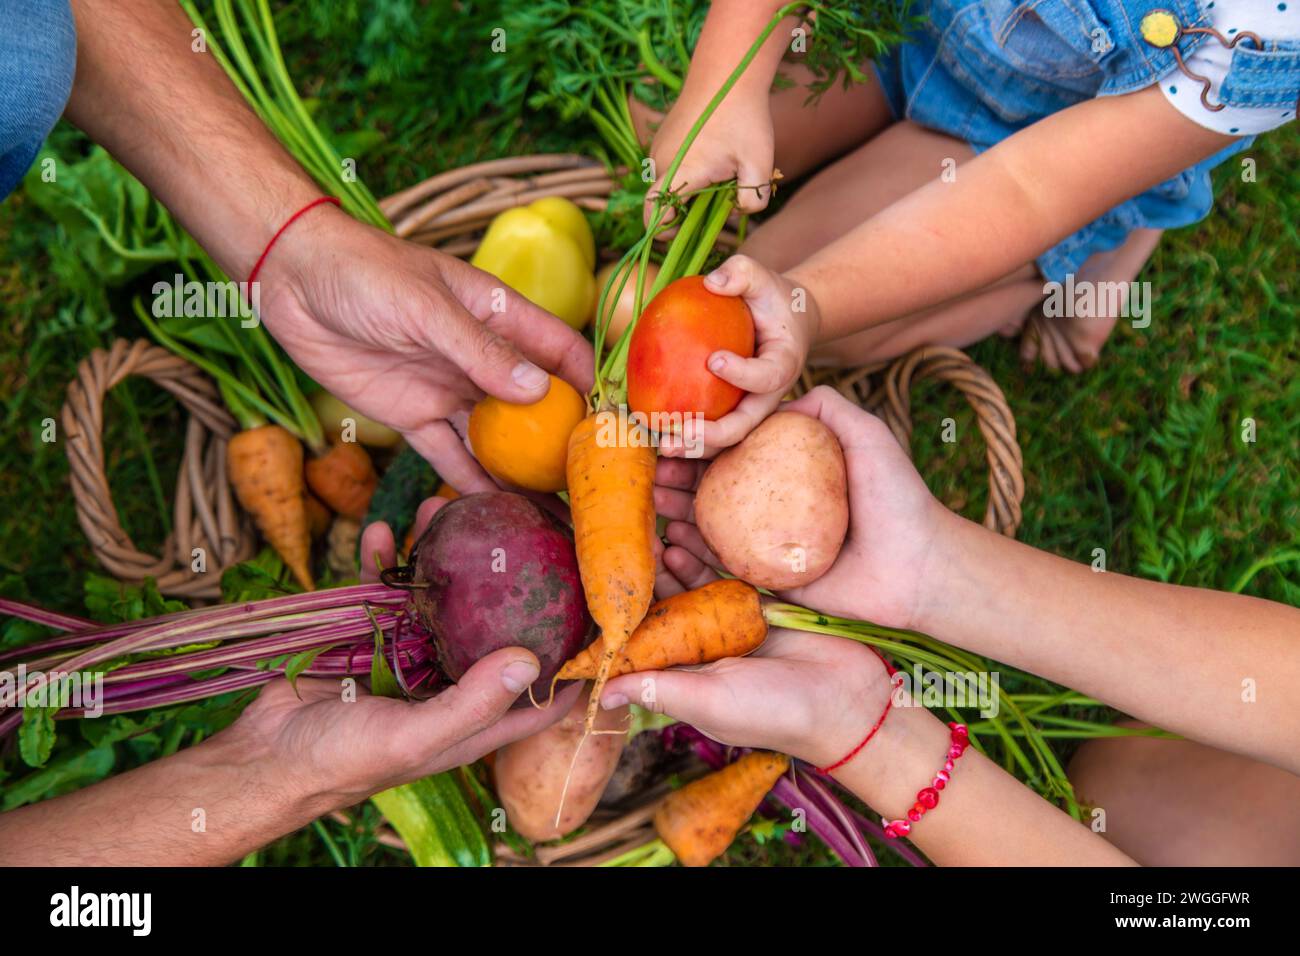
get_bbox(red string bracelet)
[246,196,342,289]
[881,722,970,840]
[816,648,900,775]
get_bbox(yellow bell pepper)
[470,197,597,331]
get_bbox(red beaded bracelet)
[881,722,970,840]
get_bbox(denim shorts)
[0,0,78,201]
[871,0,1252,281]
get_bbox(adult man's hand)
[259,207,593,492]
[63,0,595,493]
[0,655,578,866]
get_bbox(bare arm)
[675,0,794,103]
[635,388,1297,864]
[834,698,1137,866]
[0,509,577,867]
[788,85,1238,340]
[0,659,576,866]
[785,386,1300,777]
[65,0,321,279]
[60,0,593,491]
[0,725,322,866]
[645,0,797,214]
[602,626,1135,866]
[917,512,1300,776]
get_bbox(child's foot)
[1019,309,1119,373]
[1020,228,1162,373]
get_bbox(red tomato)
[626,276,755,424]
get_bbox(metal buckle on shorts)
[1139,9,1262,112]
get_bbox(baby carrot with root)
[565,408,658,733]
[655,751,790,867]
[556,578,767,684]
[227,424,315,591]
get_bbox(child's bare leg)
[806,228,1162,371]
[1068,725,1300,865]
[808,267,1045,366]
[1021,228,1163,373]
[744,119,973,271]
[628,63,892,183]
[745,119,1049,358]
[768,63,894,181]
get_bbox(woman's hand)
[258,207,594,494]
[602,627,892,768]
[655,386,952,630]
[657,254,820,457]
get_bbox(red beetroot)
[408,492,592,699]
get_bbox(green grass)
[0,0,1295,866]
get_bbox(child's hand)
[658,254,820,458]
[601,626,893,769]
[645,84,775,225]
[655,386,952,631]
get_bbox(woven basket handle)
[808,346,1025,537]
[61,339,256,599]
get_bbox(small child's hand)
[644,84,775,225]
[658,254,820,458]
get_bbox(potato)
[494,686,628,842]
[695,411,849,589]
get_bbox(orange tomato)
[627,276,755,423]
[468,375,587,492]
[434,481,460,501]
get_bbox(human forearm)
[915,511,1300,774]
[0,728,328,866]
[788,86,1234,341]
[65,0,322,279]
[834,701,1134,865]
[679,0,794,102]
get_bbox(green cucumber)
[370,773,491,868]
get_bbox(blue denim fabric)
[1220,40,1300,108]
[870,0,1282,281]
[0,0,77,201]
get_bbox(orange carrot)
[227,424,314,591]
[655,751,791,867]
[305,441,378,519]
[557,579,766,682]
[565,408,657,731]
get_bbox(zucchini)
[370,773,490,867]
